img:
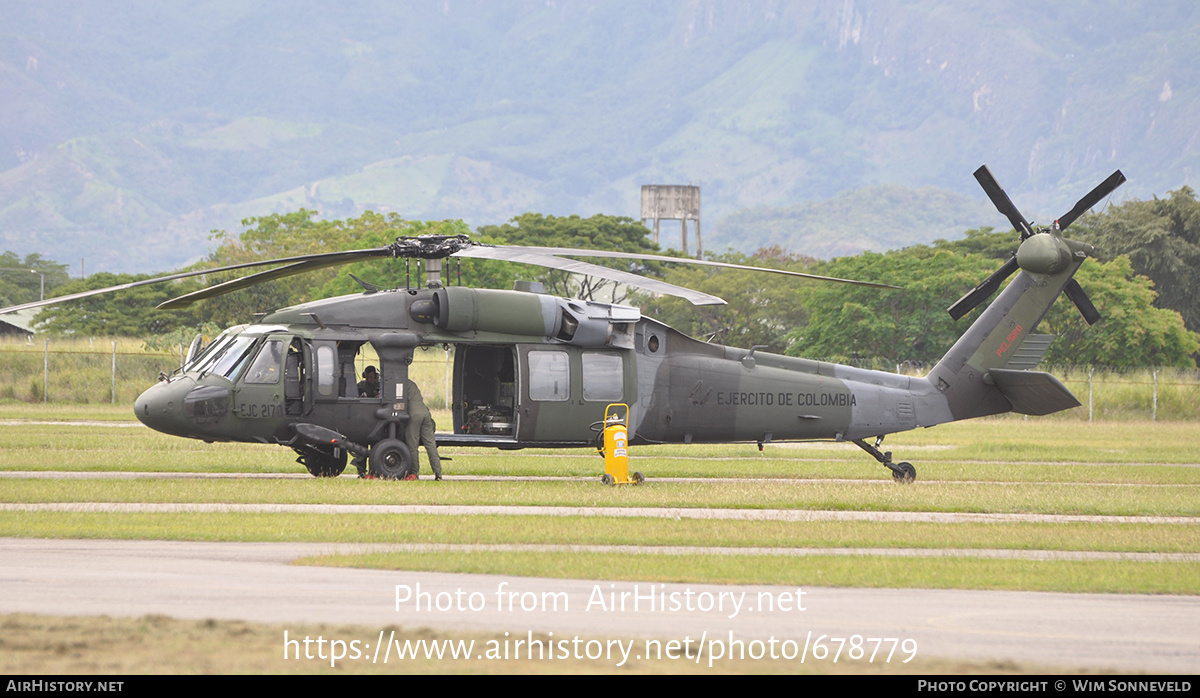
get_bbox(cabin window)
[582,352,623,402]
[316,345,337,397]
[243,339,285,384]
[528,350,569,401]
[344,341,382,399]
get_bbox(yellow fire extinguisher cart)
[597,403,644,485]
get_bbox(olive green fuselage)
[134,286,935,452]
[135,247,1083,465]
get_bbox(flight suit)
[404,379,442,479]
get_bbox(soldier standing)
[404,378,442,480]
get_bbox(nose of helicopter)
[135,379,188,437]
[135,377,229,438]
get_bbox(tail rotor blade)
[947,256,1020,320]
[1056,170,1127,230]
[1063,279,1101,325]
[950,166,1113,324]
[974,165,1033,238]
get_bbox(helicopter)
[0,166,1124,483]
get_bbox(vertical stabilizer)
[924,247,1086,422]
[919,166,1124,424]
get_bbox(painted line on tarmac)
[285,542,1200,563]
[4,501,1196,525]
[2,421,1198,467]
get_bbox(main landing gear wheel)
[295,445,348,478]
[892,462,916,484]
[369,438,414,480]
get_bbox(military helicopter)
[0,166,1124,482]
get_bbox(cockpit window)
[208,336,257,379]
[242,339,285,384]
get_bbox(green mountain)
[2,1,1198,271]
[715,186,995,259]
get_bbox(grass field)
[1,406,1197,673]
[1,407,1197,590]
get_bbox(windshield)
[194,335,258,381]
[187,331,236,374]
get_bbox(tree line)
[13,186,1200,368]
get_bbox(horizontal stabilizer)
[989,369,1081,416]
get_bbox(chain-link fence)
[1046,365,1200,422]
[0,339,174,404]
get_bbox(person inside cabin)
[357,365,380,398]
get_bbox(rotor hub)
[389,234,476,259]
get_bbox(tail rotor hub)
[1015,233,1074,275]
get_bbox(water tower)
[640,185,701,258]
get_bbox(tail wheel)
[294,445,348,478]
[369,439,414,480]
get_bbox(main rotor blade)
[453,246,727,305]
[974,165,1033,238]
[0,247,389,315]
[1056,170,1127,230]
[156,250,392,309]
[4,234,897,316]
[1063,278,1101,325]
[947,255,1020,320]
[479,245,900,289]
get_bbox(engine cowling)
[408,286,638,348]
